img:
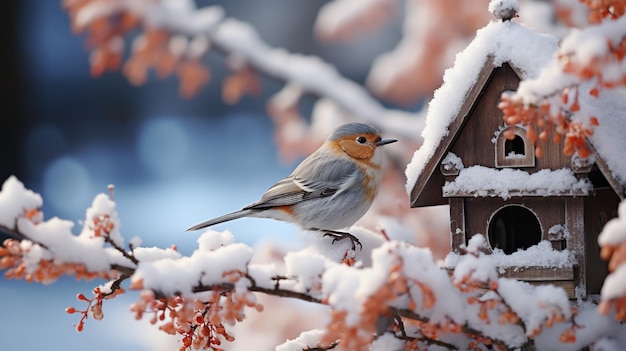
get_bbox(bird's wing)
[244,157,360,210]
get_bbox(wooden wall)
[584,187,620,293]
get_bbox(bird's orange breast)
[335,138,375,161]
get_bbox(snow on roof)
[404,18,558,194]
[442,166,592,199]
[582,87,626,190]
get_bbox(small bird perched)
[187,122,397,250]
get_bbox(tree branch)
[69,0,420,139]
[104,235,138,265]
[0,223,44,247]
[390,307,511,349]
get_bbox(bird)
[187,122,397,250]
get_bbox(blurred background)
[1,0,579,349]
[0,1,405,349]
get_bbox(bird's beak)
[375,138,398,146]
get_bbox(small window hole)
[504,135,525,158]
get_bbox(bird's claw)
[321,230,362,251]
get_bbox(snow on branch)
[499,5,626,159]
[62,0,419,141]
[599,200,626,321]
[3,176,625,350]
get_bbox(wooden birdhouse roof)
[405,19,558,207]
[405,15,626,207]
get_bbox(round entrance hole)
[487,205,541,254]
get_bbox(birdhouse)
[406,3,626,299]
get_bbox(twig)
[307,341,339,351]
[104,235,138,265]
[192,278,324,304]
[0,224,48,249]
[102,272,132,297]
[390,307,511,349]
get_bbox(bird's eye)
[356,136,367,144]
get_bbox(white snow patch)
[442,166,591,199]
[275,329,324,351]
[445,240,575,269]
[598,200,626,247]
[0,176,43,228]
[488,0,520,19]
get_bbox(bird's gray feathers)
[186,209,255,231]
[243,179,306,210]
[186,122,383,231]
[245,154,361,210]
[327,122,380,141]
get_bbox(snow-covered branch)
[499,10,626,158]
[62,0,420,141]
[3,176,625,350]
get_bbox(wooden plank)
[566,197,586,298]
[449,198,466,252]
[498,266,574,281]
[443,189,591,198]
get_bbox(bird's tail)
[186,209,255,231]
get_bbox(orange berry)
[502,129,516,140]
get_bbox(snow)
[132,231,254,295]
[210,17,418,139]
[17,217,119,273]
[598,201,626,246]
[559,17,626,67]
[534,301,626,350]
[81,193,124,246]
[132,246,182,262]
[197,228,235,250]
[275,329,324,351]
[314,0,392,38]
[369,333,405,350]
[488,0,520,20]
[509,16,626,189]
[513,16,626,106]
[602,263,626,301]
[548,224,569,240]
[284,249,333,295]
[446,239,575,269]
[0,177,130,276]
[441,152,464,172]
[4,174,626,348]
[405,18,558,194]
[0,177,137,273]
[0,176,43,229]
[582,88,626,188]
[598,200,626,300]
[498,278,571,335]
[451,235,499,283]
[442,166,591,199]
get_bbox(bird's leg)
[310,228,362,251]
